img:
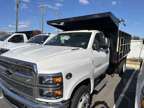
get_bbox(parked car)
[0,12,131,108]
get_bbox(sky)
[0,0,144,37]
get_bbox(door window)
[8,35,24,43]
[92,32,108,50]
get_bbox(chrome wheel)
[77,93,90,108]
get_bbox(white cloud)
[21,3,28,9]
[112,1,117,6]
[79,0,90,5]
[22,0,30,3]
[55,3,63,7]
[39,4,59,10]
[19,21,31,29]
[57,0,64,2]
[8,21,31,30]
[8,24,14,28]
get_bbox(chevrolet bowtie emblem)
[5,70,13,75]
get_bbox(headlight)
[0,48,9,54]
[39,73,63,85]
[38,73,63,99]
[39,88,63,99]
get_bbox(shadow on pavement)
[114,69,139,108]
[91,101,110,108]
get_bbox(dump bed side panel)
[109,31,131,64]
[108,31,119,64]
[117,31,131,61]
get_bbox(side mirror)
[93,40,99,50]
[143,40,144,44]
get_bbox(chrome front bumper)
[0,82,69,108]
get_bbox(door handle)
[92,60,94,64]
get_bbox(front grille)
[0,56,37,98]
[0,56,35,77]
[0,74,33,96]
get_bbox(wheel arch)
[69,78,92,100]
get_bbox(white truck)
[0,12,131,108]
[0,31,41,54]
[0,34,51,55]
[0,33,29,44]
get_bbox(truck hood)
[0,42,34,50]
[2,45,89,73]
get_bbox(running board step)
[94,77,108,92]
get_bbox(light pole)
[39,5,46,33]
[39,4,62,33]
[16,0,20,32]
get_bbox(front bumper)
[0,82,70,108]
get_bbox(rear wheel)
[70,85,91,108]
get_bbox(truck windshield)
[45,32,91,49]
[0,34,11,41]
[27,35,49,44]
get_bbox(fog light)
[39,88,63,99]
[53,89,63,97]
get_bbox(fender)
[68,76,92,99]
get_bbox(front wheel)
[70,85,91,108]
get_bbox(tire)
[70,85,91,108]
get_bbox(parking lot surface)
[0,68,140,108]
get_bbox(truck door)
[92,32,109,78]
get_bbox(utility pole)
[40,5,46,33]
[39,4,62,33]
[16,0,20,32]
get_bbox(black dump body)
[16,30,41,40]
[47,12,131,65]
